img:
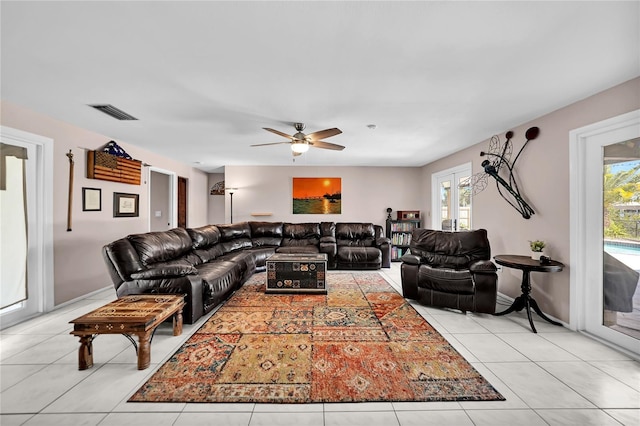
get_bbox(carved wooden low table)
[70,294,185,370]
[265,253,328,294]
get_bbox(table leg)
[529,298,563,326]
[494,269,562,332]
[77,335,94,370]
[494,295,526,316]
[173,307,183,336]
[524,297,537,333]
[137,332,152,370]
[495,270,532,317]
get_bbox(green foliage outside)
[603,162,640,241]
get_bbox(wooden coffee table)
[70,294,185,370]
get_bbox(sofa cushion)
[217,222,252,241]
[102,238,144,284]
[128,227,193,266]
[130,264,197,279]
[245,246,278,268]
[320,221,336,238]
[418,265,475,294]
[195,260,243,311]
[217,222,252,254]
[187,225,221,249]
[194,244,225,263]
[276,245,320,254]
[250,221,283,247]
[337,246,381,263]
[409,228,490,270]
[336,223,376,247]
[281,223,321,247]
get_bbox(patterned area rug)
[129,272,504,403]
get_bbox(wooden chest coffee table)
[266,253,328,294]
[70,294,185,370]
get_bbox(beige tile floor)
[1,264,639,425]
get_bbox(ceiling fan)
[251,123,345,156]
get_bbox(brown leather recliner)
[400,228,497,314]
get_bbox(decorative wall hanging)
[87,141,141,185]
[66,150,74,231]
[113,192,139,217]
[210,181,225,195]
[292,177,341,214]
[466,127,539,219]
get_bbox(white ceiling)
[2,1,638,173]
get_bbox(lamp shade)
[291,142,309,153]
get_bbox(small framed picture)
[82,187,102,211]
[113,192,139,217]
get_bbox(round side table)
[493,254,564,333]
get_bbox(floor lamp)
[227,188,237,223]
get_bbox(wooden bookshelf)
[386,218,421,262]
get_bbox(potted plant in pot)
[529,240,546,260]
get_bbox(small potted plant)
[529,240,546,260]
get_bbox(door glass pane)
[0,144,28,310]
[458,175,471,230]
[440,180,452,230]
[602,138,640,340]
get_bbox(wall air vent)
[89,104,138,120]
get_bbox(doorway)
[0,126,54,329]
[178,176,187,228]
[148,167,176,232]
[431,163,472,231]
[570,110,640,356]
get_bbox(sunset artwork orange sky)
[292,178,341,199]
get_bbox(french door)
[0,126,53,329]
[571,110,640,355]
[432,163,472,231]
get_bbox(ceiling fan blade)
[263,127,294,140]
[250,142,292,147]
[309,140,345,151]
[305,128,342,141]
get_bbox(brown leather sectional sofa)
[103,221,390,323]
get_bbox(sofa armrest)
[469,260,497,274]
[320,236,336,244]
[376,237,391,246]
[130,265,197,280]
[400,253,421,265]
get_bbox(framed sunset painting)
[292,177,341,214]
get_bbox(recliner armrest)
[320,236,336,244]
[469,260,497,274]
[400,253,421,265]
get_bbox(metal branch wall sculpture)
[466,127,539,219]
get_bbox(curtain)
[0,143,29,309]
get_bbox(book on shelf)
[391,232,412,246]
[390,221,419,232]
[391,246,413,260]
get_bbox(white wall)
[224,165,423,229]
[207,172,225,225]
[0,100,209,305]
[421,77,640,323]
[149,171,170,231]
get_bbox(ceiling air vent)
[89,104,138,120]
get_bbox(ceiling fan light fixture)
[291,141,309,153]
